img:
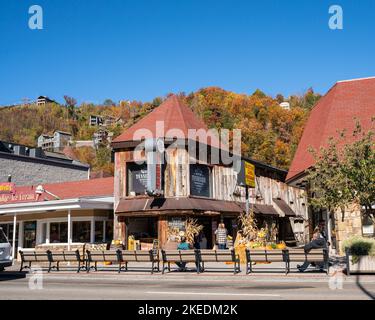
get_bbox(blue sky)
[1,0,375,105]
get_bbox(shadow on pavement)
[0,271,27,281]
[355,256,375,300]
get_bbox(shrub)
[342,236,375,263]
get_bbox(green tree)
[307,119,375,222]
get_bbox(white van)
[0,227,12,271]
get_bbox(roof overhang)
[0,196,114,215]
[115,196,280,217]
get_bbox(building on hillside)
[37,131,72,152]
[0,141,89,185]
[279,102,290,110]
[37,96,56,106]
[0,177,114,257]
[111,95,308,250]
[286,77,375,253]
[89,115,104,127]
[93,129,113,148]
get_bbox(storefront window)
[95,221,104,243]
[0,223,19,251]
[127,162,148,196]
[41,223,47,243]
[128,217,157,240]
[190,164,211,197]
[50,222,68,243]
[73,221,91,243]
[23,221,37,248]
[105,220,113,242]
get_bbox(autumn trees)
[184,87,317,169]
[0,87,320,174]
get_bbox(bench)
[46,250,85,273]
[161,250,198,274]
[198,249,240,274]
[86,250,119,272]
[245,249,288,274]
[117,250,159,273]
[285,248,329,274]
[19,250,49,272]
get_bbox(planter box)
[346,254,375,274]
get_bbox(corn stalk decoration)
[184,218,203,244]
[238,210,259,242]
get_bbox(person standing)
[215,223,228,250]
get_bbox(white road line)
[146,291,280,297]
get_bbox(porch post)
[12,214,17,263]
[67,210,71,250]
[90,217,95,243]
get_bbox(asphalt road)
[1,271,375,300]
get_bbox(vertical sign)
[244,162,255,188]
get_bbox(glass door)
[23,221,37,248]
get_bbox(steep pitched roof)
[112,95,220,147]
[0,177,114,204]
[287,77,375,182]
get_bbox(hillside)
[0,87,320,174]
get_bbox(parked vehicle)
[0,227,12,271]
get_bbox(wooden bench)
[198,249,240,274]
[46,250,85,273]
[117,250,159,273]
[245,249,288,274]
[86,250,119,272]
[161,250,198,274]
[285,248,329,274]
[19,250,49,272]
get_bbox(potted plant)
[343,236,375,274]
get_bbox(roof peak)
[112,94,213,144]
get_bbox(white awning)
[0,196,114,215]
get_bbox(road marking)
[146,291,280,297]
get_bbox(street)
[1,269,375,300]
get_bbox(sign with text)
[190,164,211,197]
[237,160,256,188]
[128,163,148,195]
[0,183,15,194]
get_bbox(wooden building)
[112,95,308,250]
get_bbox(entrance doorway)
[196,217,213,249]
[23,221,37,248]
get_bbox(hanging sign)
[190,164,211,197]
[237,160,256,188]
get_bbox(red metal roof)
[0,177,114,204]
[112,95,221,148]
[287,77,375,182]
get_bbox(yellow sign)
[244,162,255,188]
[0,183,15,194]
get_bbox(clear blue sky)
[1,0,375,105]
